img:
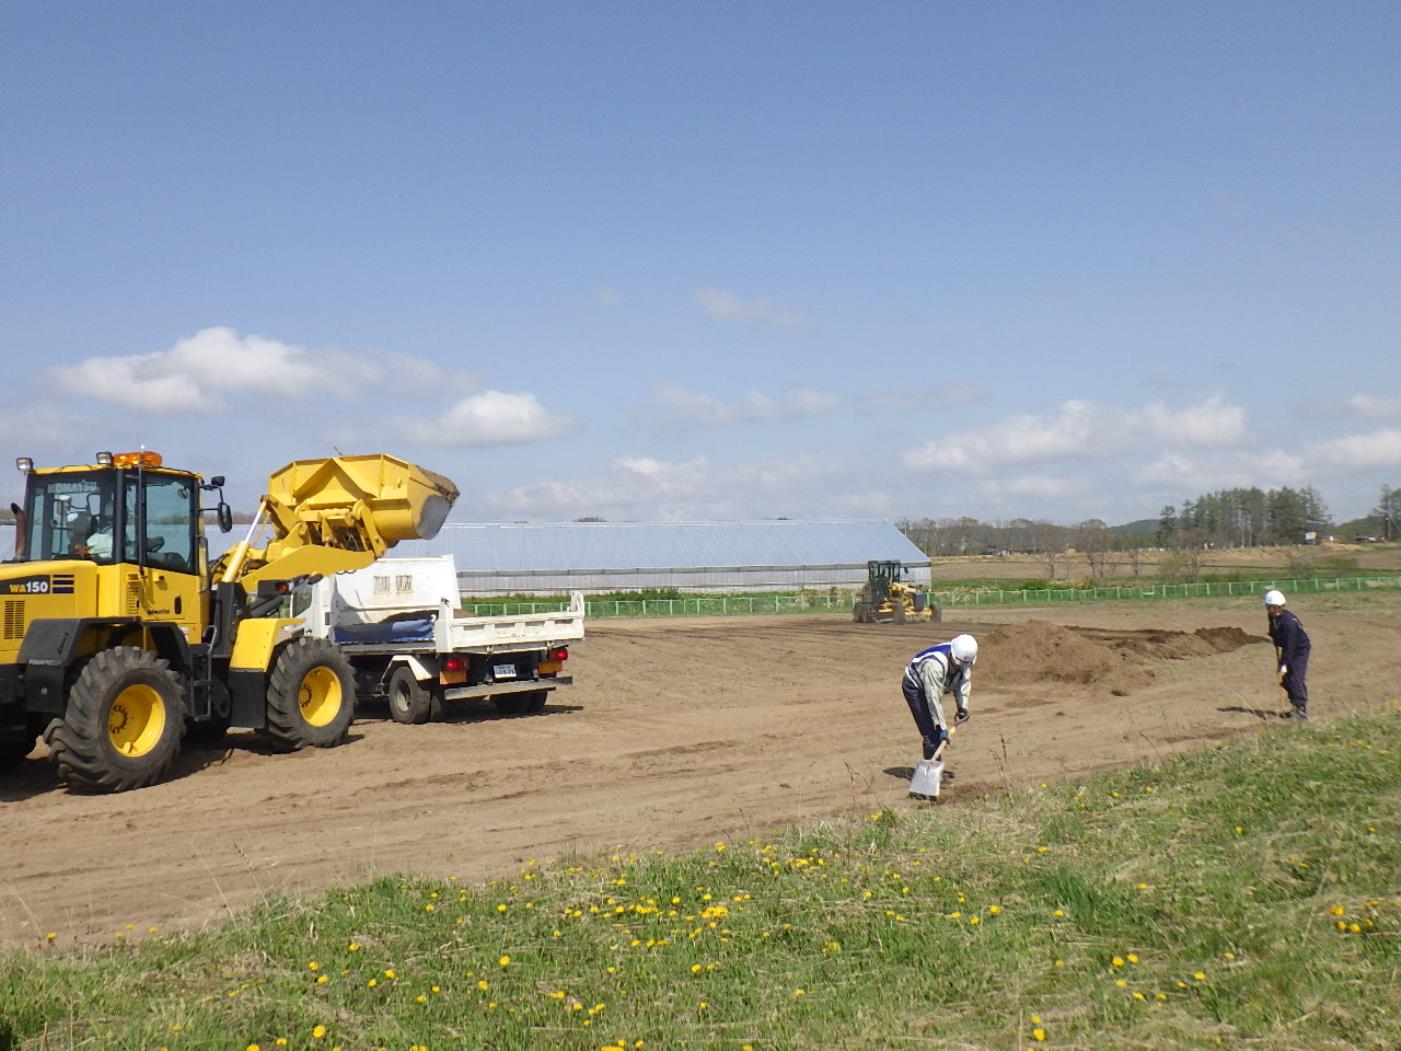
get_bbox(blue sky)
[2,1,1398,526]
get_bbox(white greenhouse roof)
[393,520,928,572]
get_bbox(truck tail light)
[549,647,569,662]
[443,656,466,673]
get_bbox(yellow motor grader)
[0,450,457,791]
[852,560,941,624]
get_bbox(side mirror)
[218,502,233,534]
[210,476,226,488]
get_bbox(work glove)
[955,707,970,724]
[1278,664,1288,676]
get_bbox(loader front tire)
[266,638,356,751]
[50,647,186,792]
[386,665,433,725]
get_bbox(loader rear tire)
[266,638,356,752]
[386,665,433,725]
[49,647,186,792]
[494,690,548,716]
[929,600,942,623]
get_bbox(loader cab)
[15,453,201,574]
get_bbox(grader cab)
[852,560,940,624]
[0,451,458,791]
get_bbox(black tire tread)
[265,637,356,752]
[48,647,186,792]
[387,665,432,725]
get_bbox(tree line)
[1156,486,1331,548]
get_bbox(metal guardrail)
[461,575,1401,619]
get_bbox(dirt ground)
[3,599,1399,947]
[933,541,1401,582]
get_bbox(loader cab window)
[123,473,198,573]
[22,473,118,564]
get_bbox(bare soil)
[3,602,1398,947]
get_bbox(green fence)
[461,575,1401,620]
[935,574,1401,608]
[462,593,850,619]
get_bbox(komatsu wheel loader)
[0,450,458,792]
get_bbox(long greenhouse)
[393,520,930,595]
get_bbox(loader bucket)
[264,454,460,557]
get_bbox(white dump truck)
[293,555,584,723]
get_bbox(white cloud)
[1310,428,1401,469]
[904,396,1250,473]
[904,400,1105,472]
[403,390,568,447]
[1346,394,1401,421]
[484,453,850,520]
[49,327,383,412]
[693,288,811,330]
[788,388,840,415]
[1135,449,1306,490]
[1140,394,1246,445]
[654,384,838,425]
[992,475,1085,500]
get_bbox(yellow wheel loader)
[0,450,457,791]
[852,560,940,624]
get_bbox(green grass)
[3,711,1399,1050]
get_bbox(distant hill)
[1111,518,1159,537]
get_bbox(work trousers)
[901,677,947,761]
[1282,651,1310,710]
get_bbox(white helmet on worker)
[949,634,978,665]
[1263,589,1286,608]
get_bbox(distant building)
[393,520,930,594]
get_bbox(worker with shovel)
[1264,590,1311,721]
[902,633,976,758]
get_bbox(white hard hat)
[1263,589,1286,607]
[950,634,978,665]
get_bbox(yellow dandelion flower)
[1222,951,1235,960]
[312,1025,327,1039]
[1155,992,1168,1002]
[1112,956,1125,967]
[316,974,328,985]
[45,932,57,942]
[989,905,1002,915]
[698,1000,709,1010]
[348,942,361,952]
[416,994,428,1004]
[367,978,378,988]
[1127,953,1139,964]
[794,987,806,998]
[714,842,727,853]
[969,915,981,926]
[1330,905,1345,916]
[1030,1015,1041,1024]
[1032,1028,1046,1042]
[478,979,490,991]
[1052,909,1064,918]
[691,964,702,974]
[1115,978,1128,988]
[497,903,508,913]
[1193,971,1207,982]
[499,955,511,967]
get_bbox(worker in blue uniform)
[1264,589,1311,721]
[901,634,976,760]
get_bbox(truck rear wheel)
[494,690,548,716]
[266,638,356,751]
[386,665,433,725]
[49,647,186,792]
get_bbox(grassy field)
[3,710,1398,1050]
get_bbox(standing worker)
[902,634,976,761]
[1264,590,1311,721]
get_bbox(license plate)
[493,663,516,679]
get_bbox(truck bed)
[332,595,585,655]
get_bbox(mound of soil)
[977,621,1267,692]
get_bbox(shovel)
[909,736,949,800]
